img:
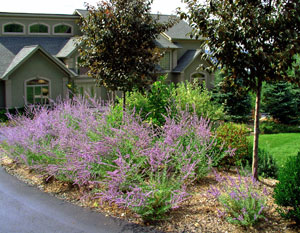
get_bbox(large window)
[54,24,72,34]
[29,24,49,34]
[3,23,24,33]
[26,79,50,105]
[159,51,171,70]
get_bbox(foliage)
[208,170,268,226]
[215,123,250,169]
[124,77,225,127]
[0,108,26,122]
[262,82,300,124]
[260,121,300,134]
[124,76,175,126]
[79,0,175,102]
[180,0,300,179]
[212,70,252,123]
[0,97,231,221]
[244,146,278,179]
[274,151,300,224]
[173,81,225,122]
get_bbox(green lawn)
[249,133,300,167]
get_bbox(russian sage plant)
[208,169,268,226]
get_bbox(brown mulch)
[0,155,299,233]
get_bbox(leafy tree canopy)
[179,0,300,179]
[78,0,175,94]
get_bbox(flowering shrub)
[208,170,268,226]
[0,96,231,221]
[215,122,250,169]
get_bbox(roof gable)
[1,45,76,80]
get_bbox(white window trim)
[2,22,26,35]
[52,23,73,36]
[24,77,51,105]
[28,23,50,35]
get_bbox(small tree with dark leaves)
[180,0,300,179]
[79,0,175,109]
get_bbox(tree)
[262,81,300,124]
[79,0,174,109]
[180,0,300,179]
[212,70,252,123]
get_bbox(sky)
[0,0,187,15]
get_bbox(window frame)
[24,77,51,105]
[53,23,73,35]
[2,22,25,35]
[159,50,172,71]
[28,23,50,35]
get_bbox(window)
[54,24,72,34]
[191,72,206,87]
[159,51,171,70]
[26,79,50,105]
[3,23,24,33]
[29,24,49,34]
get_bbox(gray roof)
[75,9,193,40]
[0,43,15,77]
[0,37,75,79]
[155,35,181,49]
[156,15,193,40]
[173,50,201,73]
[0,37,70,56]
[1,46,38,78]
[0,45,76,79]
[56,37,80,58]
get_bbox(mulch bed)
[0,155,299,233]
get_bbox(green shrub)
[274,151,300,224]
[123,76,225,127]
[243,146,278,179]
[215,123,250,169]
[0,108,26,122]
[173,81,225,122]
[260,121,300,134]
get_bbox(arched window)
[26,79,50,105]
[54,24,72,34]
[29,23,49,34]
[3,23,24,33]
[190,72,206,87]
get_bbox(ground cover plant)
[208,169,268,226]
[0,96,232,221]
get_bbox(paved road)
[0,133,162,233]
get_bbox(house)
[0,10,214,109]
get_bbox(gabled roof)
[155,35,181,49]
[56,37,80,58]
[0,43,15,77]
[74,9,194,41]
[173,50,201,73]
[1,45,76,80]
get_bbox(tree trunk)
[252,80,262,180]
[123,91,126,111]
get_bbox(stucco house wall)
[7,51,69,108]
[0,81,5,108]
